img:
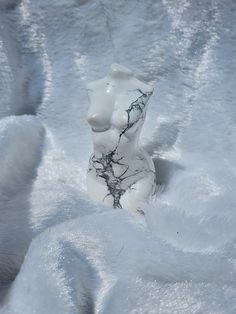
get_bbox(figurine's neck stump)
[109,63,133,80]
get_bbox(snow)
[0,0,236,313]
[0,116,44,287]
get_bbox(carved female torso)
[87,64,156,212]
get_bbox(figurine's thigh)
[120,176,155,212]
[87,173,113,206]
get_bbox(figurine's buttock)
[86,64,156,212]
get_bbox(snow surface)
[0,0,236,313]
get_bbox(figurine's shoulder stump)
[130,77,154,94]
[86,77,107,91]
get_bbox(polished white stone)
[86,64,156,212]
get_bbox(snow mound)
[3,210,236,313]
[0,115,45,288]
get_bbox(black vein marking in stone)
[117,89,153,145]
[90,89,153,208]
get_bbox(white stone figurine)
[86,64,156,213]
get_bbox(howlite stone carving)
[86,64,156,212]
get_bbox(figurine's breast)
[87,85,115,132]
[87,82,152,134]
[111,89,152,132]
